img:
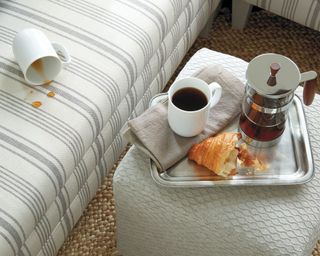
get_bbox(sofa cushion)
[0,0,220,255]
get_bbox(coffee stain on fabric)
[32,101,42,108]
[31,58,52,85]
[47,91,55,97]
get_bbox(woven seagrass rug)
[58,8,320,256]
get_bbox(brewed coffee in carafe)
[239,53,317,147]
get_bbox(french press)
[239,53,317,147]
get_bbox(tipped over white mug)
[168,77,222,137]
[12,28,71,85]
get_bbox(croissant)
[188,132,241,177]
[188,132,266,177]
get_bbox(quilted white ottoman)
[113,48,320,256]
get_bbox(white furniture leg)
[232,0,253,29]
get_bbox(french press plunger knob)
[267,63,281,86]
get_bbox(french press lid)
[246,53,300,96]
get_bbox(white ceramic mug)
[168,77,222,137]
[12,28,71,85]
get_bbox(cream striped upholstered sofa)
[232,0,320,31]
[0,0,221,255]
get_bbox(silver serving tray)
[149,93,314,187]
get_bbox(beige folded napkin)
[124,64,245,171]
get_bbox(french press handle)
[301,71,317,106]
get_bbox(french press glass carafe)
[239,53,317,147]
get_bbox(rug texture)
[57,8,320,256]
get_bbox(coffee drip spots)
[32,101,42,108]
[28,59,56,108]
[47,91,55,97]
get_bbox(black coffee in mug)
[172,87,208,111]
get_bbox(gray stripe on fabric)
[45,81,103,132]
[0,38,11,45]
[145,0,169,31]
[70,204,76,227]
[0,135,61,193]
[76,0,154,55]
[57,189,69,215]
[310,0,320,28]
[18,247,30,256]
[126,92,135,120]
[91,144,99,167]
[292,0,299,21]
[77,162,86,188]
[0,210,26,242]
[65,63,117,113]
[83,184,90,210]
[45,239,54,256]
[85,183,91,208]
[289,0,297,20]
[0,168,46,217]
[97,161,104,185]
[79,188,85,211]
[49,234,57,255]
[144,64,153,91]
[0,65,96,141]
[38,229,50,256]
[283,0,294,19]
[34,225,46,251]
[49,236,57,256]
[71,55,121,104]
[36,169,97,256]
[117,0,163,39]
[0,124,67,182]
[0,230,16,255]
[81,161,90,182]
[49,0,152,62]
[114,110,122,138]
[95,137,103,163]
[54,201,63,224]
[0,25,16,36]
[73,168,82,192]
[44,228,55,255]
[79,193,84,212]
[4,1,138,82]
[40,236,51,256]
[0,143,62,220]
[0,216,22,249]
[111,138,118,164]
[42,216,53,250]
[0,166,47,215]
[281,0,289,17]
[0,181,38,222]
[169,0,177,20]
[0,175,42,218]
[64,210,72,233]
[60,217,67,241]
[0,30,13,43]
[0,93,79,168]
[34,217,51,253]
[81,163,90,205]
[305,0,316,26]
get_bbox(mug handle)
[52,42,71,66]
[208,82,222,108]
